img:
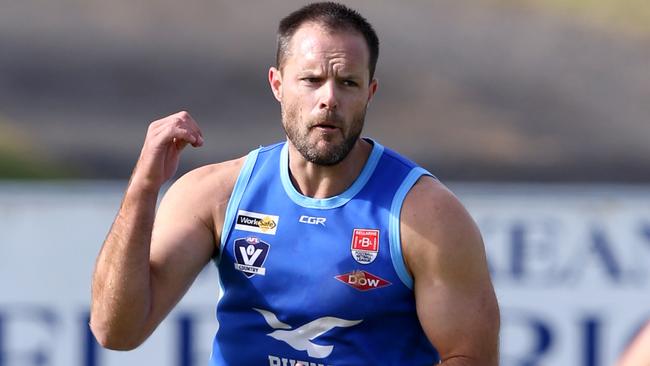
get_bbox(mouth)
[315,125,337,130]
[312,121,339,130]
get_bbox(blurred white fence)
[1,181,649,366]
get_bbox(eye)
[301,77,321,84]
[342,80,358,87]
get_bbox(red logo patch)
[350,229,379,264]
[335,270,391,291]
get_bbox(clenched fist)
[131,111,204,191]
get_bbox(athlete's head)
[276,2,379,81]
[269,2,379,166]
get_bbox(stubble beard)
[281,105,366,166]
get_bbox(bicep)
[144,177,217,333]
[402,180,499,364]
[413,259,499,364]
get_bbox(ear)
[367,78,378,104]
[269,67,283,102]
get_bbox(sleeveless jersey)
[209,139,440,366]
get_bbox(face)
[269,23,378,166]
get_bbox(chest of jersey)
[210,141,438,366]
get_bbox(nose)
[318,80,338,111]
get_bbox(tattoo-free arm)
[90,166,220,349]
[89,111,238,349]
[401,177,500,365]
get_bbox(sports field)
[0,0,649,181]
[500,0,650,38]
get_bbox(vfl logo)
[253,308,362,359]
[234,237,270,277]
[235,210,279,235]
[299,215,326,226]
[335,270,392,291]
[350,228,380,264]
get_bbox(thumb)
[173,137,189,151]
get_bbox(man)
[90,2,499,365]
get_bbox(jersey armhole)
[388,167,434,290]
[216,147,260,263]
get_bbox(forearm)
[90,182,159,349]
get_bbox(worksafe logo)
[234,237,270,278]
[253,308,362,359]
[235,210,279,235]
[335,270,391,291]
[350,229,379,264]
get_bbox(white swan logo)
[253,308,362,359]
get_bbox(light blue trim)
[218,148,260,261]
[389,167,433,290]
[279,139,384,209]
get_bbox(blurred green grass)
[498,0,650,39]
[0,117,74,179]
[0,152,72,179]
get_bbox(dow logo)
[335,270,391,291]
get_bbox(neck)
[286,138,372,199]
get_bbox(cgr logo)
[299,215,326,226]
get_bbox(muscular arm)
[89,179,159,349]
[401,177,500,365]
[89,111,241,349]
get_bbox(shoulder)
[400,178,499,363]
[170,156,247,203]
[401,176,476,237]
[158,156,247,229]
[400,176,484,279]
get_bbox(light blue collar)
[279,138,384,209]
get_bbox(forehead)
[284,22,369,71]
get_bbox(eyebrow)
[296,70,324,77]
[296,69,362,80]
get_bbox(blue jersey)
[209,139,440,366]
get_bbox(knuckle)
[177,110,190,120]
[171,118,184,128]
[176,126,190,137]
[148,120,160,130]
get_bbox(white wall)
[1,182,648,366]
[455,184,650,366]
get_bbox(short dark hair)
[276,2,380,81]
